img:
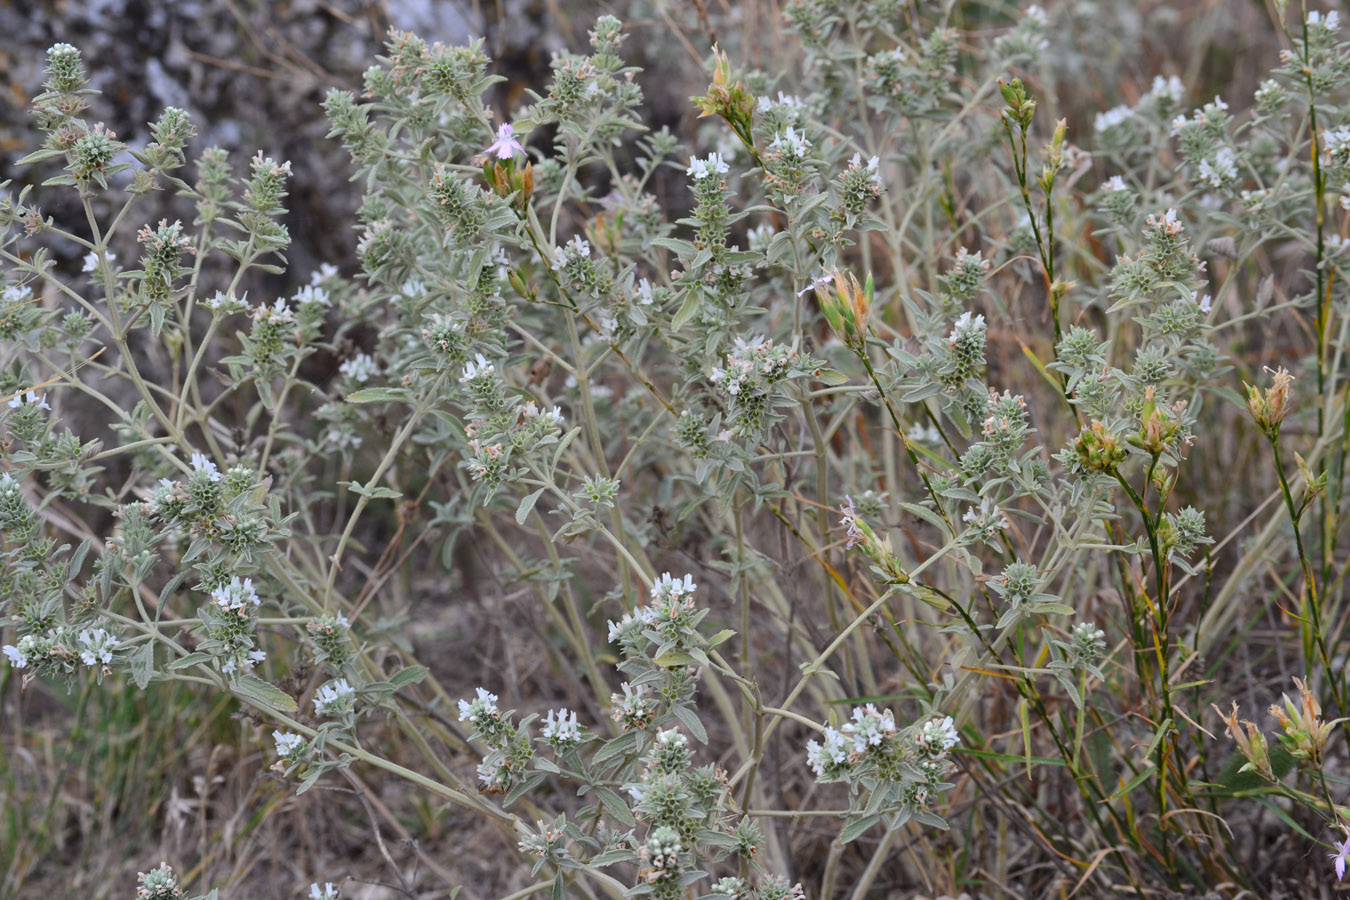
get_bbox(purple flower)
[839,495,866,550]
[1332,836,1350,881]
[484,123,525,160]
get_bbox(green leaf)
[900,502,947,533]
[129,642,155,690]
[707,629,735,648]
[593,785,636,826]
[672,704,709,744]
[340,481,402,500]
[838,814,881,844]
[813,368,850,386]
[516,488,545,524]
[589,847,637,867]
[389,666,428,689]
[167,652,213,671]
[671,292,700,332]
[593,730,639,766]
[232,674,298,712]
[346,387,412,404]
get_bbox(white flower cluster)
[949,311,986,341]
[1145,207,1184,238]
[76,628,119,666]
[211,576,260,611]
[710,335,796,396]
[844,703,898,752]
[459,352,495,384]
[520,401,564,427]
[1095,74,1186,134]
[1093,104,1132,133]
[250,297,295,324]
[757,91,805,112]
[204,290,247,313]
[339,352,378,383]
[685,152,730,180]
[806,705,960,781]
[806,725,850,777]
[607,604,657,643]
[273,730,306,759]
[190,452,221,482]
[8,391,50,410]
[292,283,331,308]
[457,686,499,721]
[610,681,655,731]
[1308,9,1340,30]
[962,497,1008,533]
[313,678,356,716]
[916,715,961,756]
[651,572,696,604]
[1170,95,1228,135]
[542,707,581,744]
[769,127,811,157]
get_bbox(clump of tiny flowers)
[270,730,311,777]
[76,627,119,667]
[457,686,535,792]
[136,863,182,900]
[806,704,961,829]
[313,678,356,717]
[541,707,582,749]
[611,681,656,731]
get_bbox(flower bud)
[1245,366,1294,440]
[1074,420,1126,473]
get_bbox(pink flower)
[484,123,525,160]
[1332,836,1350,881]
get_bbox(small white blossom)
[8,391,50,410]
[457,686,499,721]
[651,572,697,602]
[797,270,835,297]
[1094,105,1132,132]
[273,730,305,758]
[190,452,221,482]
[542,707,582,743]
[77,628,119,666]
[949,311,987,340]
[211,576,260,611]
[1145,75,1185,105]
[1102,175,1128,193]
[309,883,340,900]
[293,284,330,307]
[1194,290,1213,314]
[769,127,811,157]
[460,353,494,383]
[3,643,29,668]
[1309,9,1340,29]
[1197,147,1237,188]
[686,152,730,180]
[82,250,114,272]
[918,715,961,754]
[339,353,378,383]
[806,725,850,777]
[204,290,245,311]
[310,263,339,285]
[566,235,590,258]
[313,678,356,716]
[635,278,655,306]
